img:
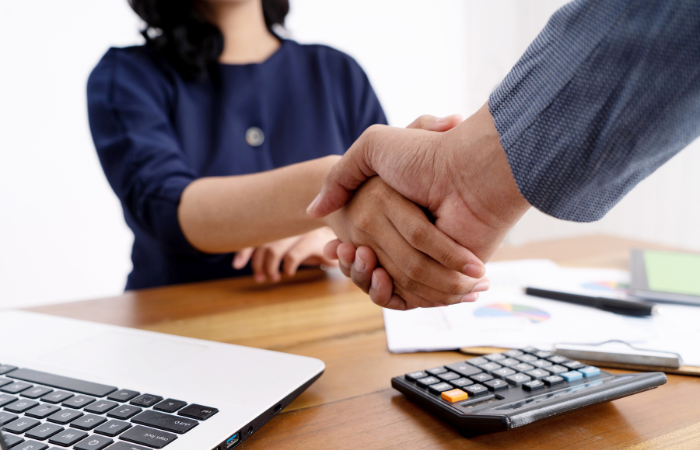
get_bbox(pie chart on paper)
[473,303,551,324]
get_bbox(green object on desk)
[644,250,700,296]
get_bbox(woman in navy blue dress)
[88,0,486,309]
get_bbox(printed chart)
[474,303,551,324]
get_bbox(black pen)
[524,287,658,317]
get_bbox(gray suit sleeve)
[489,0,700,222]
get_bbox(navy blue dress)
[87,39,387,290]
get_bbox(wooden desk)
[27,236,700,449]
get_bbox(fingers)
[336,242,357,278]
[349,246,378,293]
[232,247,254,269]
[406,114,463,132]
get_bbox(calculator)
[392,346,666,435]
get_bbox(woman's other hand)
[233,227,338,283]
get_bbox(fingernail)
[436,115,451,124]
[306,193,322,215]
[371,272,379,291]
[254,274,265,283]
[472,280,490,293]
[463,263,485,278]
[461,292,479,303]
[354,254,367,272]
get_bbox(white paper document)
[383,259,700,366]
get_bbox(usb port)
[225,433,240,449]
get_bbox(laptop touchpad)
[41,332,206,379]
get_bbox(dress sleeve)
[87,49,202,255]
[489,0,700,222]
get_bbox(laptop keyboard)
[0,364,217,449]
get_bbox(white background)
[1,0,698,308]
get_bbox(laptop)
[0,310,325,450]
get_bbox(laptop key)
[153,399,187,414]
[85,400,118,414]
[63,395,96,409]
[47,408,83,424]
[41,390,73,404]
[25,422,64,440]
[14,440,49,450]
[2,417,39,434]
[133,410,199,434]
[107,390,140,403]
[7,369,117,398]
[0,379,12,388]
[2,432,24,448]
[71,414,108,430]
[48,428,88,446]
[1,382,33,394]
[106,443,151,450]
[5,399,39,413]
[120,425,177,448]
[107,405,142,420]
[178,404,219,421]
[0,411,18,426]
[0,394,17,407]
[94,419,132,437]
[74,434,114,450]
[0,366,17,375]
[21,386,53,399]
[130,394,163,408]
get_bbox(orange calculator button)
[441,389,469,403]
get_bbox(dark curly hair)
[128,0,289,79]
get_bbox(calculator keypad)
[402,347,602,404]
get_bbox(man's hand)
[232,227,338,283]
[308,102,531,263]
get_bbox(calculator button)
[441,389,469,403]
[531,359,553,368]
[506,373,532,386]
[465,357,489,367]
[25,422,64,440]
[543,375,565,386]
[523,380,545,391]
[107,389,140,403]
[520,346,540,354]
[464,385,489,397]
[515,354,538,363]
[428,382,455,394]
[561,371,584,382]
[513,363,535,372]
[578,366,601,378]
[426,367,448,376]
[437,372,460,382]
[405,371,428,382]
[499,358,520,367]
[548,365,568,374]
[415,377,440,388]
[492,368,516,379]
[445,362,482,377]
[449,378,474,388]
[525,369,550,380]
[484,353,506,362]
[547,355,569,364]
[63,395,96,409]
[469,373,493,383]
[484,379,509,391]
[503,350,524,358]
[534,351,553,359]
[41,390,74,404]
[563,361,584,370]
[480,362,503,374]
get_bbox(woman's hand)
[232,227,338,283]
[324,176,488,310]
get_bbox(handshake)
[306,103,531,310]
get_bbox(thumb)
[307,126,382,218]
[407,114,463,132]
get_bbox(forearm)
[178,155,340,253]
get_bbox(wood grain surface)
[27,235,700,449]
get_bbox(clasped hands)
[308,102,531,310]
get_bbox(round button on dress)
[245,127,265,147]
